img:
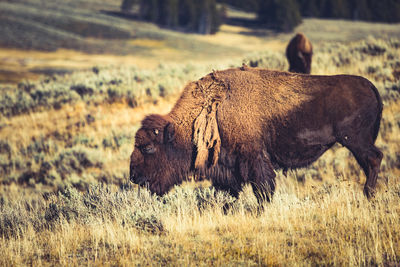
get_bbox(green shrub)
[0,82,80,117]
[258,0,302,32]
[0,62,209,118]
[138,0,223,34]
[53,147,103,179]
[125,210,165,234]
[120,0,137,12]
[102,132,131,150]
[296,0,400,22]
[243,51,287,70]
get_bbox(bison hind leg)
[361,146,383,198]
[343,141,383,199]
[338,105,383,198]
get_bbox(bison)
[130,66,383,204]
[286,33,313,74]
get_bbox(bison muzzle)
[130,66,383,204]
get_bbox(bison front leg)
[241,151,277,206]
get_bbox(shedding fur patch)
[193,101,221,169]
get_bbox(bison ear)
[164,122,175,144]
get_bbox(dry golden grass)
[0,162,399,266]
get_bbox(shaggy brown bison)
[130,66,383,204]
[286,33,313,74]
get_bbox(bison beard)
[130,66,383,205]
[286,33,313,74]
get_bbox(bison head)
[298,51,312,74]
[130,114,188,195]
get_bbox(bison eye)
[141,144,156,154]
[154,129,159,136]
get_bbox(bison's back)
[216,68,379,124]
[214,68,381,164]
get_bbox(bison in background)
[286,33,313,74]
[130,65,383,206]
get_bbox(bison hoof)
[363,186,376,199]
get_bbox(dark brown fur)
[286,33,313,74]
[130,66,383,203]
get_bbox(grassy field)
[1,1,400,265]
[2,0,400,84]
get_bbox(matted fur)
[130,66,383,202]
[193,101,221,169]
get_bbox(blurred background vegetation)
[120,0,400,33]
